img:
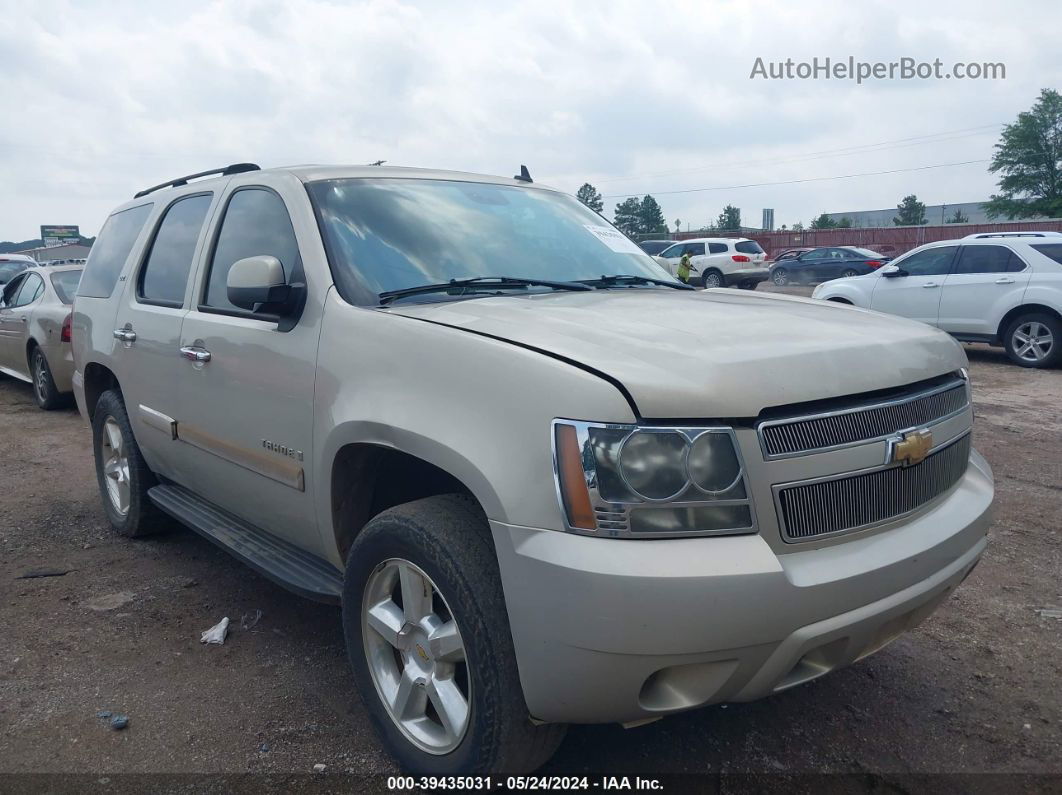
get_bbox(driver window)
[14,273,43,306]
[898,246,957,276]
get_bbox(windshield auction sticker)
[584,224,646,255]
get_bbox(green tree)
[810,213,837,229]
[576,183,604,213]
[791,221,804,231]
[893,194,928,226]
[717,204,741,231]
[613,197,643,236]
[985,89,1062,220]
[638,195,667,234]
[946,208,970,224]
[836,217,853,228]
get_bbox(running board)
[148,484,343,604]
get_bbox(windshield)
[308,178,677,305]
[50,270,83,304]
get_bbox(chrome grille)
[759,380,968,458]
[778,434,971,541]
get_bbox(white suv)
[655,237,768,288]
[814,232,1062,368]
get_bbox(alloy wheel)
[1013,321,1054,363]
[703,272,722,288]
[362,558,471,754]
[841,269,859,278]
[32,351,48,403]
[772,269,788,286]
[101,417,131,516]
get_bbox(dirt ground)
[1,285,1060,788]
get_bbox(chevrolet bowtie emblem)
[889,428,934,466]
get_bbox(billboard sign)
[40,225,80,248]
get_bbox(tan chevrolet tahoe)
[72,163,993,775]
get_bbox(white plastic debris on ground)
[200,617,230,644]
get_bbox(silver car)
[0,264,81,409]
[71,164,992,775]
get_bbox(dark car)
[638,239,677,256]
[770,246,889,286]
[770,247,813,264]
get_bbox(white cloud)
[0,0,1058,239]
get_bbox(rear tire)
[343,494,566,775]
[841,268,859,278]
[771,268,790,286]
[1003,312,1061,368]
[701,269,724,289]
[30,347,64,410]
[91,389,166,537]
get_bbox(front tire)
[771,267,790,286]
[91,389,166,537]
[343,494,565,775]
[1003,312,1061,368]
[30,347,64,410]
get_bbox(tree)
[946,208,970,224]
[836,217,853,228]
[613,197,643,236]
[985,89,1062,220]
[893,194,928,226]
[717,205,741,231]
[638,195,667,234]
[810,213,837,229]
[576,183,604,213]
[791,222,804,232]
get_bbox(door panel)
[870,246,958,326]
[0,275,28,373]
[0,273,43,379]
[937,245,1032,336]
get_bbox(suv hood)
[388,289,966,418]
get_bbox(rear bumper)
[491,451,992,724]
[723,267,769,286]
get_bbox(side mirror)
[227,255,291,311]
[880,265,905,278]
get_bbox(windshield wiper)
[581,274,694,290]
[378,276,592,305]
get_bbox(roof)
[670,236,754,244]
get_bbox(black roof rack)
[133,163,261,199]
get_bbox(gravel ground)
[0,285,1059,788]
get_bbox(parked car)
[770,247,889,286]
[638,239,676,256]
[814,232,1062,368]
[656,237,769,288]
[72,163,992,775]
[769,246,813,264]
[0,254,36,286]
[0,264,82,409]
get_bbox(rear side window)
[735,240,764,255]
[77,203,153,299]
[51,270,83,304]
[708,242,727,254]
[1031,244,1062,265]
[138,194,213,307]
[205,189,300,311]
[954,245,1025,274]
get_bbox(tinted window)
[639,241,674,256]
[139,194,212,306]
[308,178,674,305]
[954,245,1024,275]
[686,243,706,256]
[51,270,83,304]
[659,244,683,259]
[13,273,43,307]
[708,242,728,254]
[735,240,764,254]
[803,249,828,260]
[205,189,300,311]
[1031,244,1062,265]
[849,247,883,258]
[2,274,25,305]
[897,246,957,276]
[78,203,153,299]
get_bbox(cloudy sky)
[1,0,1059,241]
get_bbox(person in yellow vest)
[677,251,694,284]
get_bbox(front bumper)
[491,450,992,724]
[723,267,770,286]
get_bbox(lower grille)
[778,434,971,541]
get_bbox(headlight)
[553,420,756,538]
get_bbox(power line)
[590,123,1004,185]
[601,159,991,199]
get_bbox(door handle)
[113,328,137,342]
[179,346,211,363]
[995,277,1015,284]
[921,282,939,288]
[18,317,27,323]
